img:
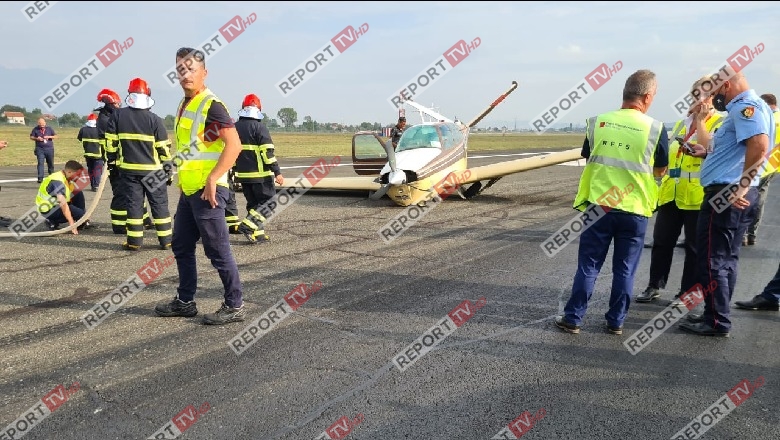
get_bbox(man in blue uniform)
[556,69,668,335]
[679,71,775,337]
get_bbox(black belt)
[704,184,729,193]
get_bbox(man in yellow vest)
[36,160,95,233]
[741,93,780,246]
[636,77,725,305]
[154,47,246,325]
[556,70,669,335]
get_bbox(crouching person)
[36,160,94,233]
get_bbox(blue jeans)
[564,209,648,328]
[43,191,85,226]
[35,147,54,180]
[172,186,243,308]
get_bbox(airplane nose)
[389,170,406,185]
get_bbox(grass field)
[0,124,584,167]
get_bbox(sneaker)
[605,323,623,335]
[155,297,198,317]
[554,316,580,334]
[122,242,141,251]
[635,287,660,303]
[203,303,246,325]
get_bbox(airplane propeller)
[370,138,399,200]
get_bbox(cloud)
[557,44,582,55]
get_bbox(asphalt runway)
[0,150,777,440]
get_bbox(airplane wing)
[452,148,584,185]
[278,176,382,191]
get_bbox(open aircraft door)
[352,131,390,176]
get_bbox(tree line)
[1,104,390,133]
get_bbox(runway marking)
[0,152,584,183]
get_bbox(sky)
[1,1,779,129]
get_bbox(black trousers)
[240,179,277,234]
[647,202,699,292]
[121,172,171,247]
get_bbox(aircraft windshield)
[396,125,442,152]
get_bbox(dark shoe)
[734,295,780,311]
[605,323,623,335]
[45,219,58,231]
[91,187,98,192]
[159,242,172,251]
[238,223,259,244]
[122,242,141,251]
[155,297,198,317]
[77,220,96,231]
[670,290,686,307]
[203,303,246,325]
[686,313,705,324]
[144,221,154,230]
[679,321,729,337]
[636,287,660,303]
[747,236,756,246]
[37,179,43,183]
[554,316,580,334]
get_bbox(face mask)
[712,89,727,112]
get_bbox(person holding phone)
[635,76,725,306]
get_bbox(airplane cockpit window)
[439,123,463,150]
[396,125,443,152]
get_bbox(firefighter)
[105,78,173,251]
[77,113,103,191]
[234,94,284,244]
[98,89,153,234]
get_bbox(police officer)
[105,78,173,251]
[741,93,780,246]
[390,116,406,149]
[97,89,154,234]
[556,70,668,335]
[154,47,245,325]
[234,93,284,244]
[636,77,724,305]
[679,71,775,337]
[77,113,103,192]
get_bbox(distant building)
[42,114,57,121]
[2,111,25,125]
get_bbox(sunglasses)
[176,47,205,62]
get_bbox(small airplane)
[279,81,583,207]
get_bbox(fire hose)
[0,167,110,238]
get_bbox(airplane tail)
[466,81,519,128]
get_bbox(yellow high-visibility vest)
[174,89,230,196]
[657,113,724,210]
[574,109,664,218]
[36,171,71,213]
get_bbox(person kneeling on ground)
[36,160,95,233]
